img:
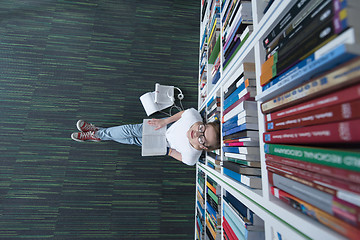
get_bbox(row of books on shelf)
[259,0,360,239]
[196,168,265,240]
[223,191,265,240]
[257,0,360,100]
[221,0,253,69]
[220,61,262,189]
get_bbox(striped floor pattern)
[0,0,200,239]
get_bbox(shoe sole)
[71,133,100,142]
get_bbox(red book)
[271,186,360,240]
[266,160,360,197]
[265,154,360,184]
[267,169,360,227]
[265,83,360,121]
[265,99,360,131]
[263,119,360,144]
[223,216,238,240]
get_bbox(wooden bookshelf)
[196,0,360,239]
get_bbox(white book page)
[141,119,167,156]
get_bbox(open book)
[140,84,174,116]
[141,119,167,156]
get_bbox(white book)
[224,152,260,161]
[141,119,167,156]
[223,101,258,122]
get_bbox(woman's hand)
[147,118,167,130]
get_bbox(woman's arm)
[168,148,182,162]
[147,110,184,130]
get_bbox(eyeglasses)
[198,124,207,146]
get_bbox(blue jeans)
[96,123,143,147]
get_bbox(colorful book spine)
[223,146,260,155]
[223,122,258,136]
[224,78,255,110]
[223,168,262,188]
[223,217,238,240]
[259,33,357,100]
[265,82,360,121]
[265,153,360,184]
[263,119,360,144]
[265,99,360,131]
[267,163,360,220]
[264,143,360,172]
[261,56,360,114]
[271,186,360,240]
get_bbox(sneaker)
[71,131,101,142]
[76,120,98,132]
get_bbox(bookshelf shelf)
[196,0,360,239]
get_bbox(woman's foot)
[77,120,98,132]
[71,131,101,142]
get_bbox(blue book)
[223,80,248,109]
[224,16,246,53]
[206,201,217,221]
[212,70,221,84]
[197,201,204,217]
[223,122,258,136]
[223,168,262,188]
[196,215,203,234]
[224,193,249,221]
[260,41,358,99]
[224,201,249,238]
[223,146,259,155]
[222,120,240,132]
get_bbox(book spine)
[266,82,360,121]
[263,0,312,48]
[260,38,357,100]
[267,164,360,224]
[262,54,360,114]
[270,172,334,214]
[263,119,360,144]
[264,143,360,172]
[223,90,253,114]
[265,99,360,132]
[265,153,360,184]
[223,216,238,240]
[271,186,360,240]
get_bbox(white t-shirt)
[166,108,203,166]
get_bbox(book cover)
[264,143,360,172]
[263,118,360,144]
[271,186,360,240]
[262,56,360,114]
[265,99,360,132]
